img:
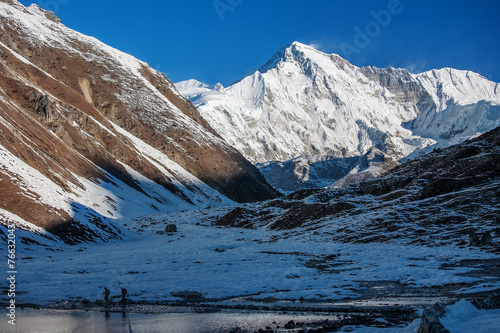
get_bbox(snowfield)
[2,125,499,332]
[2,207,499,332]
[6,207,498,305]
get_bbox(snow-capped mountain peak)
[176,41,500,191]
[174,79,213,98]
[415,68,500,106]
[258,41,351,74]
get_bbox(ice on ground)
[341,299,500,332]
[441,299,500,333]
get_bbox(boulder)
[469,231,480,246]
[164,224,177,233]
[418,303,450,333]
[469,231,493,246]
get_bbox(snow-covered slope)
[0,0,278,244]
[176,42,500,191]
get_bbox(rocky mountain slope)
[177,42,500,191]
[0,0,278,244]
[257,147,399,191]
[214,126,500,252]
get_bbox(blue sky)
[20,0,500,86]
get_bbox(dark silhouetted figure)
[104,287,110,303]
[121,287,127,303]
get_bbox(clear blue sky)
[20,0,500,86]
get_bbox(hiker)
[121,287,127,303]
[104,287,110,303]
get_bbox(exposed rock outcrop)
[164,224,178,233]
[417,303,450,333]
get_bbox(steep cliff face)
[0,0,278,244]
[177,42,500,191]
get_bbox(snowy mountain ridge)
[176,42,500,191]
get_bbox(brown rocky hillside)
[0,0,278,244]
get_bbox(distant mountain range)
[0,0,278,244]
[176,42,500,192]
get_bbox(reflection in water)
[1,308,338,332]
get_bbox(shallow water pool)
[1,308,340,332]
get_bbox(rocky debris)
[286,188,322,200]
[170,291,204,300]
[361,128,500,200]
[270,203,326,229]
[301,254,350,273]
[263,199,299,210]
[215,205,282,229]
[270,201,356,230]
[213,127,500,251]
[417,303,450,333]
[473,291,500,310]
[47,216,124,245]
[228,328,244,333]
[418,294,500,333]
[242,306,417,333]
[215,207,257,229]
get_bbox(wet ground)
[3,284,497,333]
[1,302,418,333]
